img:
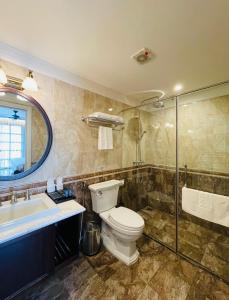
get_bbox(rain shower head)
[140,93,165,109]
[152,100,164,108]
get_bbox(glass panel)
[0,160,9,168]
[0,151,9,159]
[0,133,10,142]
[11,125,21,134]
[0,125,9,133]
[11,134,21,143]
[121,97,177,250]
[11,143,21,151]
[11,151,21,159]
[178,82,229,282]
[0,143,10,151]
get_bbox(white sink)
[0,194,60,232]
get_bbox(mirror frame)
[0,87,53,181]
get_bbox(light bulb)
[22,71,38,91]
[174,84,183,92]
[0,68,7,84]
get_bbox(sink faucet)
[25,189,31,201]
[11,191,18,204]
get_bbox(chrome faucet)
[11,191,18,204]
[25,189,31,201]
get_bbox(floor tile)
[14,235,229,300]
[148,254,198,300]
[186,270,229,300]
[138,206,229,281]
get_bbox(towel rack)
[81,116,124,131]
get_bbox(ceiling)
[0,0,229,102]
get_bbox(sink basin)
[0,194,60,232]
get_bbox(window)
[0,108,26,176]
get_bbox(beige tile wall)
[0,60,128,188]
[122,94,229,174]
[1,59,228,189]
[178,95,229,173]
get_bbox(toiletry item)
[56,176,63,191]
[47,178,55,193]
[98,126,113,150]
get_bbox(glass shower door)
[133,97,177,250]
[177,82,229,282]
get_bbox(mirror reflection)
[0,91,48,177]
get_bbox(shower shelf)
[81,116,124,131]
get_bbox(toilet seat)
[108,207,144,232]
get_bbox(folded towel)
[182,187,199,213]
[211,193,229,227]
[89,112,124,124]
[182,187,229,227]
[197,191,213,221]
[98,126,113,150]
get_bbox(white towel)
[211,193,229,227]
[182,187,199,213]
[182,187,229,227]
[89,112,124,123]
[98,126,113,150]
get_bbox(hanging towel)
[182,187,229,227]
[98,126,113,150]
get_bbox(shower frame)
[125,80,229,284]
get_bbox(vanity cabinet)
[0,214,82,300]
[0,225,55,299]
[54,214,82,266]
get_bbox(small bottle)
[47,178,55,193]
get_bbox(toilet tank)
[88,180,122,213]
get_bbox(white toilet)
[89,179,144,265]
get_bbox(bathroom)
[0,1,228,299]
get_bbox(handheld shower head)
[139,130,147,140]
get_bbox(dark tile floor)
[138,206,229,282]
[15,236,229,300]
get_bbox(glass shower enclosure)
[120,81,229,283]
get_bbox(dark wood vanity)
[0,214,83,300]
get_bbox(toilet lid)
[109,207,144,231]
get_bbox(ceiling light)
[22,71,38,91]
[174,84,183,92]
[0,67,7,84]
[108,108,113,112]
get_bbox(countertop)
[0,193,85,245]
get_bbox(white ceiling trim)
[0,42,129,104]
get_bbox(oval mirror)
[0,87,52,181]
